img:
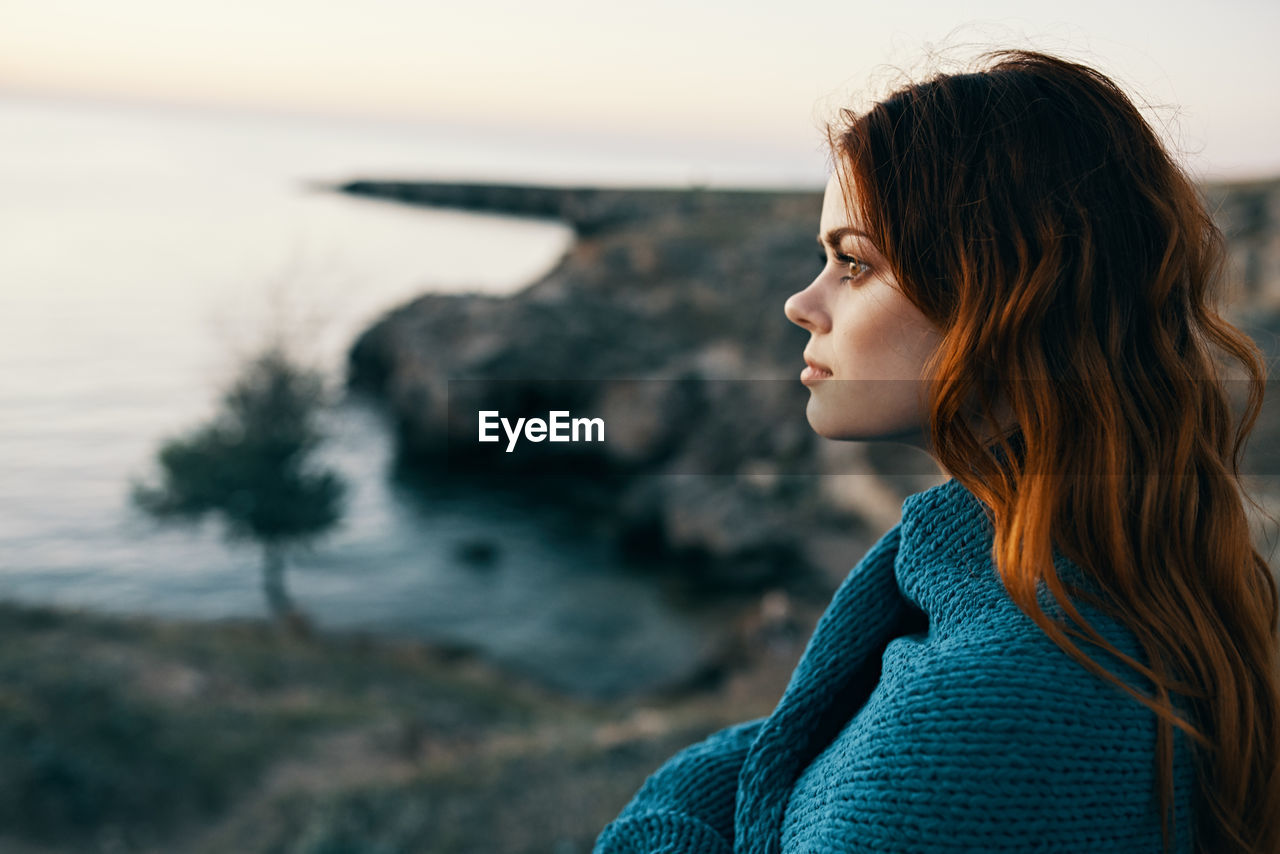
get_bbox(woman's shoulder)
[869,622,1156,732]
[782,630,1198,852]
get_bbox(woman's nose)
[784,283,828,333]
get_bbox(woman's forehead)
[821,173,854,230]
[823,172,844,201]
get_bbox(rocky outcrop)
[342,178,1280,597]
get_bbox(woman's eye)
[837,254,867,281]
[818,250,869,281]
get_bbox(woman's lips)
[801,357,833,383]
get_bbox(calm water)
[0,94,815,698]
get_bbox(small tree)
[131,342,348,627]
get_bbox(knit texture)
[593,476,1198,853]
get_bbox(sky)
[3,0,1279,181]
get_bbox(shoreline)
[339,176,1280,604]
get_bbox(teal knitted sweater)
[593,476,1198,853]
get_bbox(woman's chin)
[805,402,928,447]
[805,408,870,442]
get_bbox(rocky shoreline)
[342,176,1280,596]
[342,180,948,598]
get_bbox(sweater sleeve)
[593,716,767,854]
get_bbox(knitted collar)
[734,475,994,854]
[894,476,1017,635]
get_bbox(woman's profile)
[592,48,1280,854]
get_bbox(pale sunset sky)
[3,0,1278,181]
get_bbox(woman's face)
[784,171,945,449]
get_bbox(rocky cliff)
[343,177,1280,596]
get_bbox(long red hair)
[826,49,1280,853]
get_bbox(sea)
[0,92,826,699]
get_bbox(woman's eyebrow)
[816,226,870,249]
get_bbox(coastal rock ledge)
[342,178,1280,597]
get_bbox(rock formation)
[343,177,1280,596]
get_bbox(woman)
[592,49,1280,854]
